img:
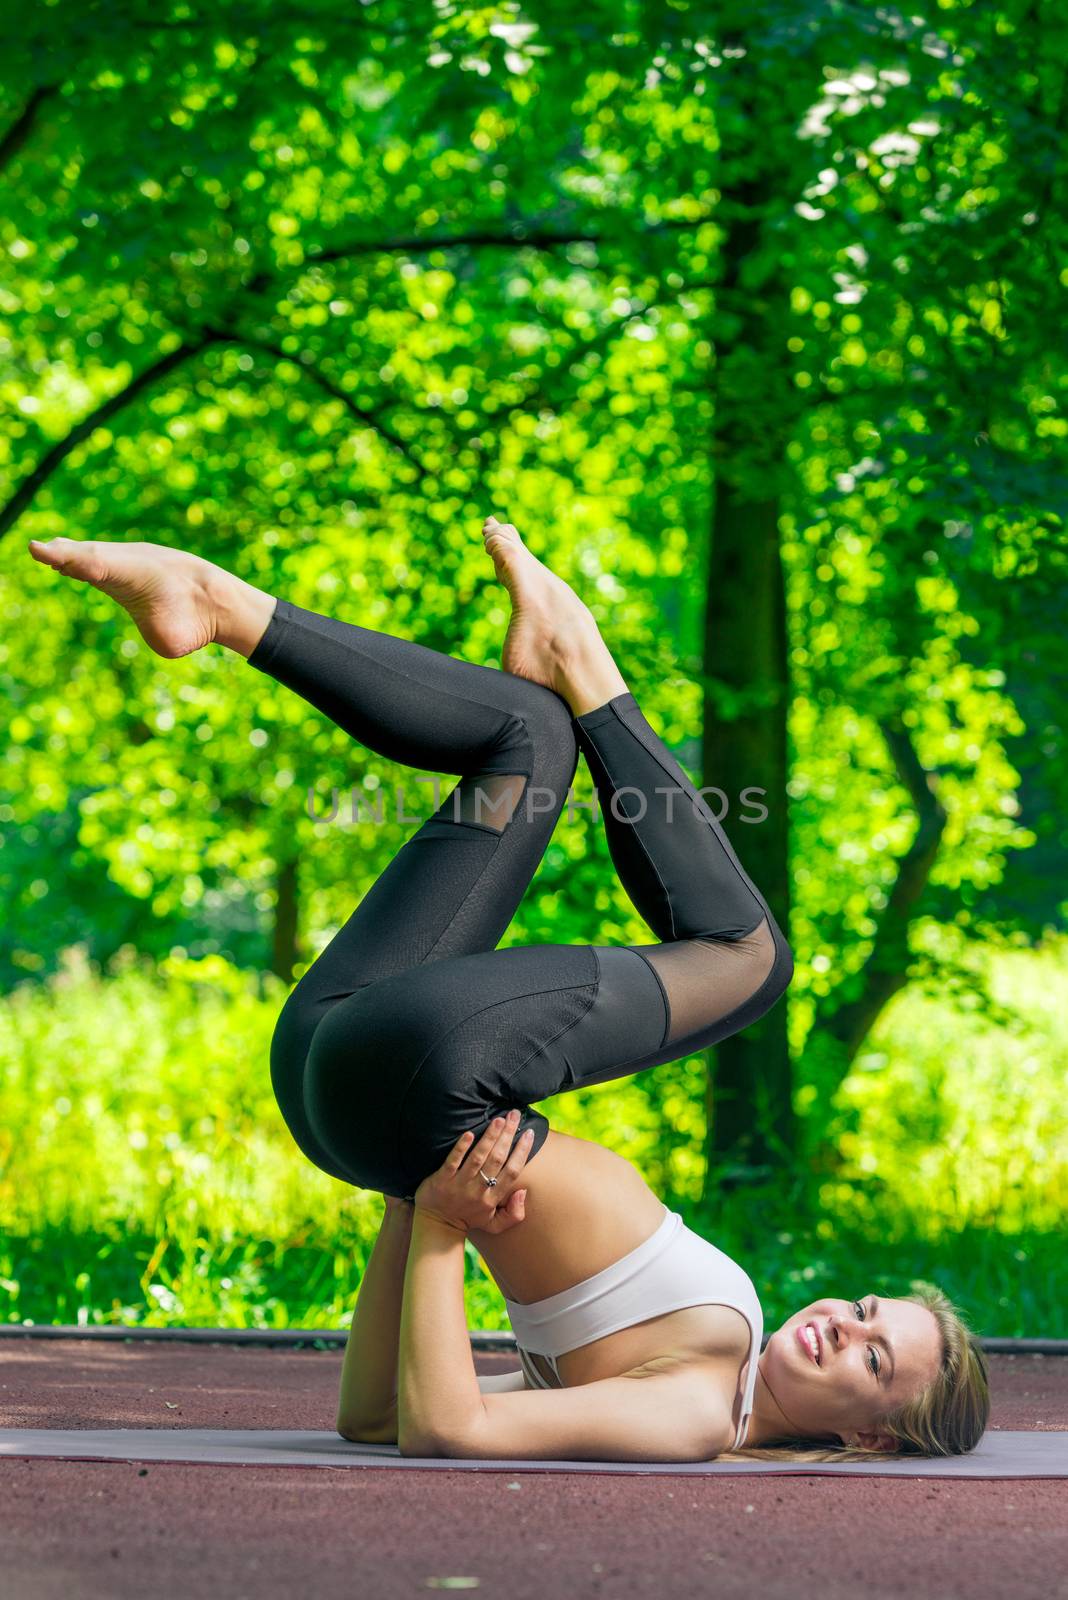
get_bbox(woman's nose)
[834,1305,868,1346]
[828,1315,851,1350]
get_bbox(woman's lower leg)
[210,577,277,658]
[480,516,630,717]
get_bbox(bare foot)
[482,516,629,716]
[27,537,274,659]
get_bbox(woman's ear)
[842,1429,898,1453]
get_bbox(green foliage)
[820,929,1067,1236]
[1,0,1062,975]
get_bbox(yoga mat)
[0,1427,1063,1477]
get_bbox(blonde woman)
[30,518,989,1463]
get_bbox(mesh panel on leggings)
[442,773,528,833]
[634,916,777,1046]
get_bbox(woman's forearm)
[336,1203,415,1434]
[397,1210,484,1453]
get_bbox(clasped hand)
[413,1110,535,1235]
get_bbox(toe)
[31,537,107,584]
[28,538,72,570]
[484,521,521,550]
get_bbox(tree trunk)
[271,855,301,985]
[817,719,948,1065]
[702,483,792,1185]
[697,148,795,1189]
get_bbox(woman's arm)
[395,1211,728,1463]
[336,1199,414,1439]
[395,1118,534,1453]
[397,1209,485,1454]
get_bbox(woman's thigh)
[295,942,668,1198]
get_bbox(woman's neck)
[745,1359,830,1448]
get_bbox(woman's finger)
[489,1189,526,1233]
[459,1122,497,1171]
[488,1112,523,1164]
[472,1115,512,1166]
[446,1130,475,1170]
[505,1130,535,1173]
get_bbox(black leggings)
[249,597,793,1200]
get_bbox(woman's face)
[759,1295,943,1447]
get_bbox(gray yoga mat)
[0,1427,1063,1476]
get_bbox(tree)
[1,0,1063,1197]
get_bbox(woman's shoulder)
[630,1351,742,1455]
[623,1303,754,1379]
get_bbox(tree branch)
[126,9,424,37]
[0,84,60,174]
[202,326,430,481]
[244,214,713,296]
[0,310,440,541]
[817,718,948,1064]
[1,174,709,527]
[0,337,221,540]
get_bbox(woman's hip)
[286,943,615,1194]
[276,943,664,1195]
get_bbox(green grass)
[1,940,1064,1339]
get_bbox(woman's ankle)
[558,643,629,718]
[208,571,277,658]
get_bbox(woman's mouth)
[796,1322,822,1365]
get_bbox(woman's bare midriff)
[467,1128,750,1394]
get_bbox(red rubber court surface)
[2,1338,1065,1600]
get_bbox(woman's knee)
[520,686,579,813]
[477,688,576,831]
[765,917,795,1005]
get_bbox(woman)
[29,518,989,1463]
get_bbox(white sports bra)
[503,1204,763,1450]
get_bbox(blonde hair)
[722,1281,990,1464]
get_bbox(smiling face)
[759,1295,944,1447]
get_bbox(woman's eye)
[853,1299,878,1373]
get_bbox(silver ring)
[480,1170,498,1189]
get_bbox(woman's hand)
[413,1111,534,1236]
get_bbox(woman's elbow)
[338,1414,398,1446]
[397,1428,450,1458]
